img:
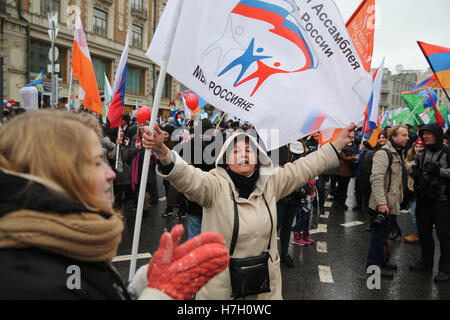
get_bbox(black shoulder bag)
[229,193,273,299]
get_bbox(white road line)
[112,253,152,262]
[320,212,329,219]
[340,221,365,228]
[327,194,334,199]
[324,201,333,207]
[309,224,328,235]
[318,265,334,283]
[316,241,328,253]
[159,196,166,201]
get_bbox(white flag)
[147,0,372,150]
[419,109,430,124]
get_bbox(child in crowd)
[292,179,317,246]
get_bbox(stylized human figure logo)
[203,0,317,97]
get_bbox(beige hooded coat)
[157,132,339,300]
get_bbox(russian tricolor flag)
[108,31,130,128]
[363,57,384,148]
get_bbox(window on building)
[40,0,60,19]
[93,8,107,37]
[126,66,145,94]
[92,57,110,90]
[30,40,66,82]
[131,0,143,10]
[156,72,171,98]
[131,25,143,49]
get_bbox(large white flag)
[147,0,372,150]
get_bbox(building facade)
[378,67,449,111]
[0,0,181,120]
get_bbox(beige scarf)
[0,209,123,262]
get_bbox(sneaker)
[409,260,432,271]
[303,232,315,245]
[162,207,173,217]
[382,263,398,271]
[281,254,294,268]
[291,237,308,246]
[404,232,419,243]
[380,269,394,279]
[434,272,450,283]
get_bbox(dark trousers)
[329,175,338,195]
[416,199,450,273]
[335,176,351,205]
[367,213,391,268]
[316,174,326,211]
[277,202,299,256]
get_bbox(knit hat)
[414,138,424,147]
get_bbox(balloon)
[137,106,151,123]
[419,90,438,108]
[185,93,199,111]
[3,100,7,106]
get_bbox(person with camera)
[366,125,409,279]
[410,123,450,283]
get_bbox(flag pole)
[128,0,184,282]
[403,96,426,124]
[115,127,121,170]
[215,112,226,130]
[68,68,73,109]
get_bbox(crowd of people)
[1,106,449,301]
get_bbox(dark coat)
[0,248,129,300]
[0,170,130,300]
[338,143,356,177]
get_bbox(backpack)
[414,148,446,201]
[358,148,393,198]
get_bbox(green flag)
[402,94,425,113]
[395,108,410,125]
[427,104,449,126]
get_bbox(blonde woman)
[0,110,228,299]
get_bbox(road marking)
[324,201,333,207]
[327,194,334,199]
[340,221,365,228]
[316,241,328,253]
[159,196,166,201]
[112,253,152,262]
[320,212,329,219]
[318,265,334,283]
[310,224,327,234]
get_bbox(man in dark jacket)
[410,123,450,282]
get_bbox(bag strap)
[229,192,273,257]
[375,149,394,192]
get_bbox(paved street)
[113,177,450,300]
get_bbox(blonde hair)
[0,110,112,213]
[388,125,408,141]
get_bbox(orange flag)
[71,15,103,115]
[345,0,376,72]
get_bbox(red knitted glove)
[147,224,229,300]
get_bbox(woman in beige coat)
[142,123,355,300]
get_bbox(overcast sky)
[334,0,450,74]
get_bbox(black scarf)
[226,168,260,199]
